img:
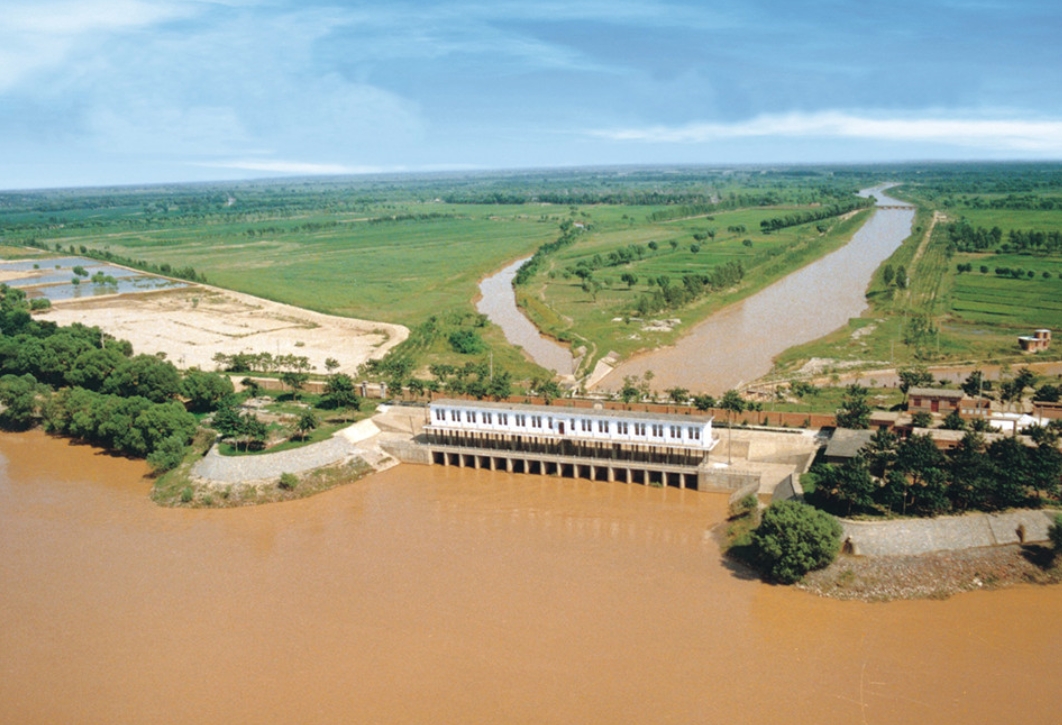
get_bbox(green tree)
[898,366,933,402]
[0,373,43,430]
[102,354,181,403]
[294,410,319,441]
[280,370,310,399]
[620,376,640,404]
[835,384,871,429]
[448,329,485,355]
[1048,514,1062,556]
[146,434,187,473]
[810,457,877,517]
[961,370,987,397]
[693,394,716,412]
[941,410,966,431]
[910,411,933,428]
[181,368,235,412]
[488,370,513,401]
[750,501,842,584]
[666,387,689,407]
[720,389,745,465]
[324,357,340,373]
[321,373,359,416]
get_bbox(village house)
[1018,328,1051,353]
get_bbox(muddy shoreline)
[797,544,1062,601]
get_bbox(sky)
[3,0,1062,190]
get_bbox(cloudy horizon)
[4,0,1061,190]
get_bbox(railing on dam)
[425,430,706,469]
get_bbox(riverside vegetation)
[773,163,1062,379]
[1,167,882,386]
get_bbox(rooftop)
[908,387,965,400]
[431,398,714,425]
[824,428,876,460]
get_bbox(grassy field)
[772,182,1062,380]
[517,206,873,370]
[1,170,880,384]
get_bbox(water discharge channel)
[2,430,1061,724]
[599,185,914,393]
[477,257,576,376]
[476,185,912,392]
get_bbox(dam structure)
[425,399,726,490]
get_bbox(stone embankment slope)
[841,509,1058,556]
[192,418,398,487]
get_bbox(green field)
[773,170,1062,378]
[517,205,872,369]
[1,169,880,383]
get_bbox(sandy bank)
[38,284,409,376]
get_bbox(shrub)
[278,472,298,491]
[180,487,193,503]
[448,329,486,355]
[750,501,842,584]
[1049,513,1062,555]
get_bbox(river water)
[477,258,576,376]
[3,430,1061,724]
[596,186,914,393]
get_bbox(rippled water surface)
[2,430,1061,724]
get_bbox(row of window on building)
[432,407,702,441]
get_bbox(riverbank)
[594,190,908,393]
[798,543,1062,601]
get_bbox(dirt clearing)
[38,285,408,375]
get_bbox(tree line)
[0,283,235,471]
[758,197,872,233]
[513,220,586,285]
[946,219,1062,255]
[808,428,1062,518]
[631,261,744,316]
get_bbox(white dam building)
[425,399,724,490]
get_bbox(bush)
[278,472,298,491]
[448,329,485,355]
[750,501,842,584]
[1049,513,1062,555]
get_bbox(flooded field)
[0,256,185,301]
[2,429,1061,724]
[598,187,914,393]
[477,257,576,376]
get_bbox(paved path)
[842,509,1059,556]
[192,419,395,485]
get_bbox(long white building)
[425,399,719,489]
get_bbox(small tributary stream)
[476,257,576,376]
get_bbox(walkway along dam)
[425,399,716,490]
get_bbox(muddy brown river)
[598,186,914,393]
[3,430,1061,723]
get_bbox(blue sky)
[3,0,1062,189]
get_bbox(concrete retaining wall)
[841,510,1060,556]
[378,436,432,465]
[728,480,762,507]
[771,474,804,503]
[700,467,761,493]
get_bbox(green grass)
[771,195,1062,379]
[519,208,874,370]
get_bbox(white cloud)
[0,0,194,91]
[592,111,1062,152]
[193,159,387,175]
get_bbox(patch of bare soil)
[38,285,408,375]
[798,545,1062,601]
